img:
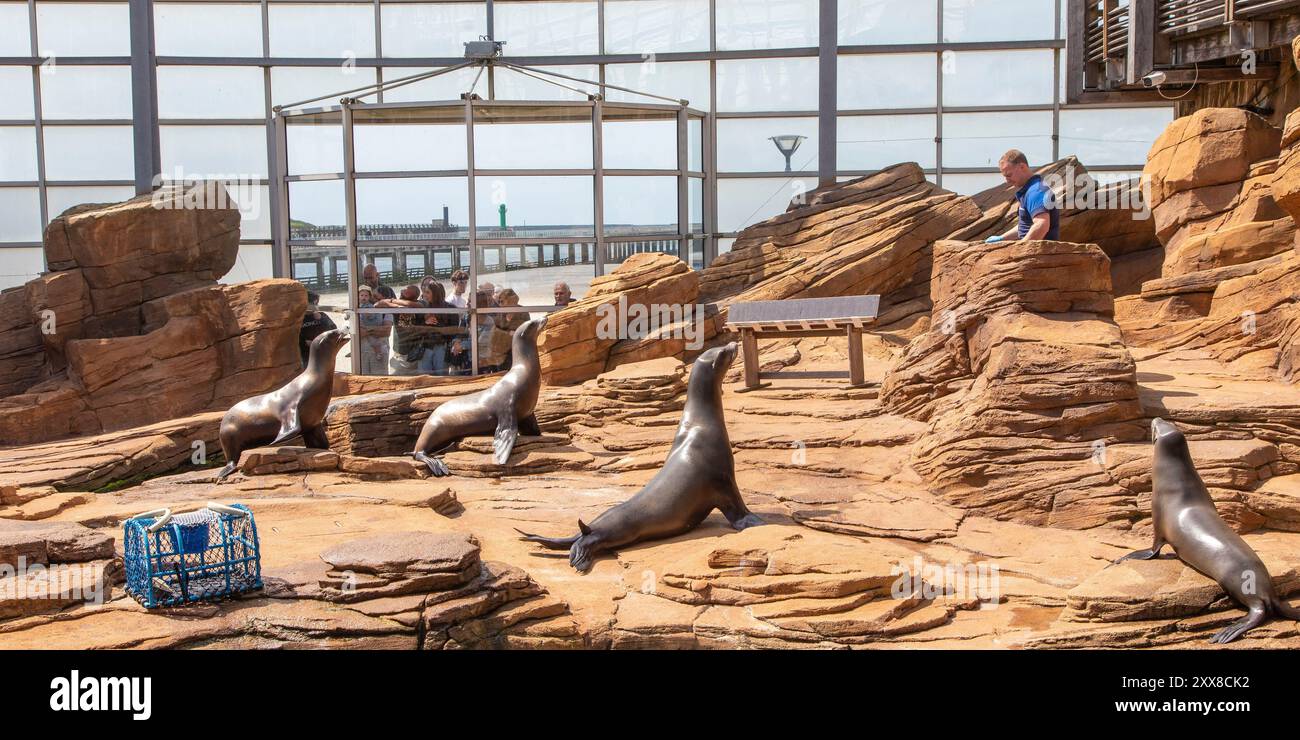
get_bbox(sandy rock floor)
[3,339,1300,649]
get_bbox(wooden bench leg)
[847,326,864,387]
[741,328,760,389]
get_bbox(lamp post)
[768,134,806,173]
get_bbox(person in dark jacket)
[299,291,337,367]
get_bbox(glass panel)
[688,116,703,170]
[45,184,134,220]
[221,244,274,284]
[268,4,376,58]
[475,175,593,236]
[942,110,1054,169]
[0,67,34,120]
[942,0,1056,43]
[689,177,703,233]
[838,114,937,170]
[718,236,735,255]
[154,3,263,57]
[160,125,269,178]
[381,66,482,102]
[602,111,677,170]
[838,53,937,109]
[231,184,271,241]
[718,176,816,232]
[605,60,710,111]
[687,237,704,270]
[473,303,523,373]
[943,50,1055,107]
[355,110,468,172]
[604,236,678,269]
[355,177,467,240]
[287,179,344,239]
[491,65,601,102]
[271,66,377,109]
[604,175,678,235]
[43,126,134,180]
[380,3,486,57]
[357,302,470,377]
[36,2,130,56]
[1059,107,1175,167]
[718,117,818,172]
[716,57,819,112]
[0,127,38,180]
[0,4,31,56]
[473,108,593,169]
[839,0,937,44]
[0,247,46,290]
[603,0,710,54]
[940,172,1007,195]
[39,65,132,119]
[0,188,42,242]
[475,246,594,306]
[286,113,342,175]
[715,0,819,51]
[494,1,599,56]
[157,66,266,119]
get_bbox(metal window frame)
[0,0,1171,324]
[273,87,701,375]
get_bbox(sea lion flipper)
[1117,546,1162,563]
[270,424,302,447]
[518,413,542,437]
[1210,606,1267,644]
[493,407,518,465]
[270,405,302,446]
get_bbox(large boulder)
[0,185,304,445]
[1114,109,1300,381]
[882,239,1145,530]
[43,186,240,337]
[1143,107,1281,215]
[538,252,700,385]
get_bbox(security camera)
[1142,71,1168,88]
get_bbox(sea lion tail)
[513,527,580,550]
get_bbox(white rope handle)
[207,502,248,517]
[130,508,173,533]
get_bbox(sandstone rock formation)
[882,239,1146,529]
[0,186,305,446]
[537,252,700,385]
[699,163,983,337]
[10,98,1300,651]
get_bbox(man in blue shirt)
[985,149,1060,243]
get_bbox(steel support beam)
[128,0,160,194]
[818,0,837,187]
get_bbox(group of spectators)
[298,262,580,376]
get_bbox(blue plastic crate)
[123,503,263,608]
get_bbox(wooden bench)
[724,295,880,390]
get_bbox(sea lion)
[214,328,350,481]
[411,315,547,476]
[516,342,764,573]
[1119,417,1300,643]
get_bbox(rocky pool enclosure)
[6,98,1300,647]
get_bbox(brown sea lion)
[516,342,763,572]
[214,328,349,481]
[411,315,546,476]
[1120,418,1300,643]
